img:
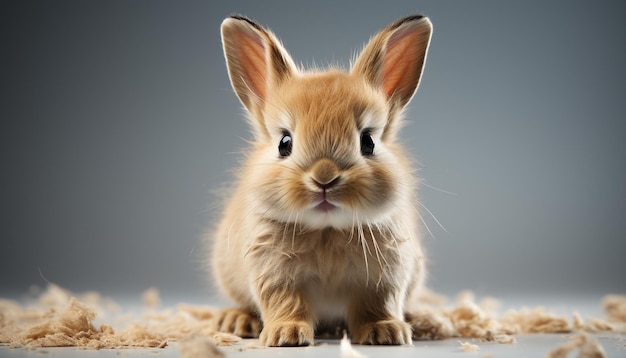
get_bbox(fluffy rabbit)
[210,14,435,346]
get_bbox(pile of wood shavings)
[1,284,625,353]
[409,290,626,342]
[0,284,237,350]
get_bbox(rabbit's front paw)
[351,319,412,345]
[213,307,261,338]
[259,320,314,347]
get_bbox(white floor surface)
[1,333,626,358]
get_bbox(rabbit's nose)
[310,158,341,189]
[312,176,340,190]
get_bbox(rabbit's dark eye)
[360,130,375,156]
[278,132,293,157]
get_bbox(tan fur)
[210,14,433,346]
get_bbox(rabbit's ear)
[352,15,432,110]
[221,16,296,119]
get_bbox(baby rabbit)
[210,14,433,346]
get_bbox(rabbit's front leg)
[255,279,314,347]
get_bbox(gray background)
[1,0,625,303]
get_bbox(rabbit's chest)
[293,228,395,287]
[271,226,397,286]
[294,230,368,277]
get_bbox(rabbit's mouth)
[314,200,337,213]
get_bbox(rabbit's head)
[221,15,432,230]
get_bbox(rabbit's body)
[210,15,440,346]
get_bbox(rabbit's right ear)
[221,16,297,132]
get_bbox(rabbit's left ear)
[352,15,432,110]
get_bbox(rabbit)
[209,14,441,347]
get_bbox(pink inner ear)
[235,29,268,101]
[382,27,424,100]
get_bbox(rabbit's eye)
[360,130,375,156]
[278,132,293,157]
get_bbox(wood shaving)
[572,311,618,333]
[142,288,161,309]
[341,332,367,358]
[245,341,265,349]
[584,318,616,333]
[445,299,501,339]
[578,336,606,358]
[499,307,571,334]
[573,311,585,330]
[494,334,516,344]
[459,340,480,352]
[17,297,99,348]
[179,335,225,358]
[212,331,241,346]
[602,295,626,323]
[545,333,606,358]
